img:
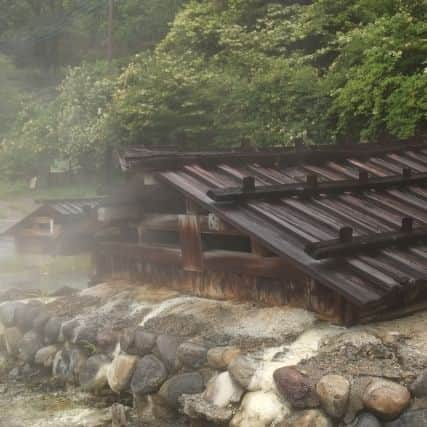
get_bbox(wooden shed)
[93,141,427,325]
[4,198,101,255]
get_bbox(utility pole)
[107,0,113,64]
[104,0,114,191]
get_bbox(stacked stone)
[1,296,427,427]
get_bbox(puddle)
[0,386,111,427]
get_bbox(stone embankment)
[1,281,427,426]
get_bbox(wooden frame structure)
[93,141,427,325]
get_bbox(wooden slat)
[179,214,204,272]
[305,227,427,260]
[207,172,427,202]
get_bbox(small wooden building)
[93,142,427,325]
[4,198,101,255]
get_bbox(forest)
[0,0,426,180]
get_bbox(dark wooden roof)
[121,141,427,309]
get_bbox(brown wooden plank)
[98,242,182,266]
[179,214,204,272]
[203,250,291,279]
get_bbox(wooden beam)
[203,250,291,279]
[179,214,204,272]
[98,242,182,266]
[98,205,144,223]
[124,141,426,171]
[207,170,427,203]
[139,214,242,236]
[305,218,427,260]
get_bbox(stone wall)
[1,282,427,427]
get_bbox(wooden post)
[179,214,204,272]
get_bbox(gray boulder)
[176,340,207,369]
[273,366,319,409]
[18,331,43,362]
[316,374,350,419]
[159,372,204,409]
[33,312,50,334]
[134,329,156,355]
[180,393,234,424]
[4,327,23,356]
[350,413,382,427]
[35,345,59,368]
[107,353,138,393]
[119,328,135,353]
[44,317,63,344]
[411,369,427,397]
[277,410,332,427]
[156,335,181,372]
[130,355,168,395]
[79,354,111,392]
[0,302,25,327]
[228,355,258,390]
[14,302,44,332]
[53,347,87,382]
[384,409,427,427]
[363,379,410,420]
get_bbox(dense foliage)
[1,0,426,178]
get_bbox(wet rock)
[73,321,99,346]
[0,354,8,373]
[344,376,375,424]
[350,413,382,427]
[277,409,332,427]
[134,329,156,355]
[176,340,207,369]
[18,331,43,362]
[49,286,77,297]
[79,354,111,392]
[0,302,24,327]
[33,312,50,334]
[383,409,427,426]
[111,403,128,427]
[207,346,241,370]
[273,366,319,409]
[107,353,138,393]
[316,374,350,419]
[228,355,258,390]
[230,391,289,427]
[44,317,63,344]
[411,369,427,397]
[156,335,181,372]
[8,366,20,379]
[53,347,87,382]
[34,345,59,368]
[130,355,168,395]
[363,379,410,420]
[203,372,244,407]
[180,393,234,424]
[159,372,204,409]
[14,302,44,332]
[119,328,135,353]
[4,327,23,355]
[61,319,82,342]
[96,327,120,349]
[150,394,178,420]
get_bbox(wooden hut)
[93,141,427,325]
[4,198,101,255]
